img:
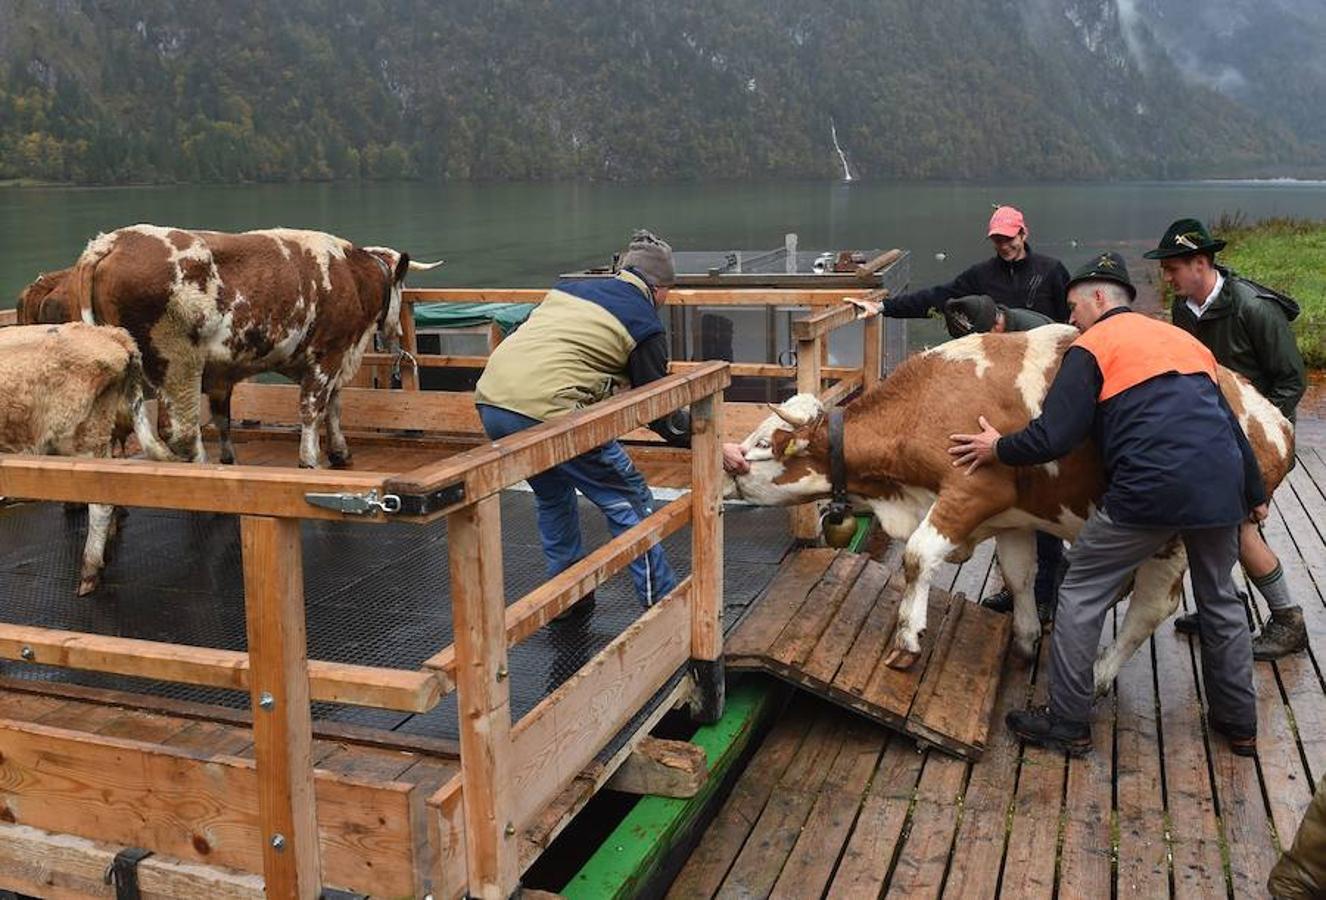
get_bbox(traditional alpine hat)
[1067,251,1137,302]
[1143,218,1227,259]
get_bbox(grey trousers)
[1049,509,1256,729]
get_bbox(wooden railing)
[0,363,728,898]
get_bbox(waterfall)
[830,118,853,182]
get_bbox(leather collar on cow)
[371,254,395,332]
[825,406,851,517]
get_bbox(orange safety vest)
[1073,312,1218,403]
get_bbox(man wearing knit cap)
[475,229,688,619]
[1147,217,1308,659]
[850,205,1071,619]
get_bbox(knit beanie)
[618,229,676,288]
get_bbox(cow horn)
[769,403,806,427]
[409,259,445,271]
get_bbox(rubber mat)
[0,495,789,740]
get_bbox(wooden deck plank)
[768,554,869,668]
[768,717,885,899]
[830,571,905,698]
[858,586,953,725]
[1113,626,1170,897]
[93,708,194,745]
[1156,592,1226,899]
[1058,619,1115,899]
[883,754,967,899]
[715,709,848,899]
[725,549,839,661]
[161,719,255,758]
[824,737,925,899]
[664,700,815,900]
[801,558,896,685]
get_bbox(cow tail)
[71,238,112,325]
[123,348,174,462]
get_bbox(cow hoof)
[883,647,920,670]
[328,452,353,470]
[76,574,99,597]
[63,502,83,515]
[1013,635,1040,660]
[220,452,236,465]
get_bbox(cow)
[33,225,439,468]
[0,323,176,595]
[17,268,73,325]
[728,324,1294,696]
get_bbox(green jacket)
[1001,305,1054,332]
[1268,775,1326,898]
[1170,266,1305,421]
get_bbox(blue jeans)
[477,404,678,607]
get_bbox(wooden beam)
[0,624,442,712]
[403,288,870,307]
[0,822,266,900]
[423,497,692,682]
[818,372,864,409]
[397,299,420,391]
[689,393,725,722]
[448,495,519,898]
[793,340,823,542]
[0,455,389,521]
[604,736,708,798]
[791,302,861,341]
[386,364,730,516]
[0,719,420,897]
[241,516,320,899]
[507,581,692,830]
[0,308,16,327]
[856,248,905,278]
[230,382,483,436]
[863,313,882,391]
[360,352,490,370]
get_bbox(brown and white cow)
[16,268,73,325]
[729,325,1294,695]
[39,225,437,467]
[0,323,176,595]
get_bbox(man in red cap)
[851,204,1072,618]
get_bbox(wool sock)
[1251,563,1297,614]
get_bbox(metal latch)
[105,846,154,900]
[304,489,402,516]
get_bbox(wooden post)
[863,312,882,391]
[449,495,518,898]
[689,391,725,723]
[398,297,420,391]
[792,338,822,543]
[240,516,320,900]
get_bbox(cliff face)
[0,0,1319,183]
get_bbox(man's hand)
[1249,503,1269,523]
[843,296,883,319]
[948,416,1003,474]
[722,442,750,475]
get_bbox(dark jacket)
[884,245,1070,323]
[997,308,1265,529]
[1170,266,1305,421]
[1002,306,1054,332]
[1269,775,1326,898]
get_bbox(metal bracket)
[304,489,402,517]
[104,847,153,900]
[391,481,467,516]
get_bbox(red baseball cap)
[987,206,1026,238]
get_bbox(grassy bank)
[1214,215,1326,368]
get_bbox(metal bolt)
[504,822,516,837]
[258,692,275,711]
[270,833,286,852]
[496,665,509,682]
[19,646,34,662]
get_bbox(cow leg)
[325,389,353,469]
[77,503,116,596]
[1093,540,1186,696]
[161,360,206,463]
[885,511,959,669]
[207,381,237,465]
[298,380,331,469]
[995,529,1041,660]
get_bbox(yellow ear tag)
[782,439,799,460]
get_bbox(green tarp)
[412,302,536,336]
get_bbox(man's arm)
[996,346,1102,465]
[627,332,691,448]
[1244,300,1306,419]
[881,265,981,318]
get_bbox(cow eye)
[755,438,771,450]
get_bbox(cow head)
[727,393,834,506]
[363,248,444,353]
[17,268,74,325]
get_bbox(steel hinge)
[304,489,401,516]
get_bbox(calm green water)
[4,179,1325,309]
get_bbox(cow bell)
[820,503,857,549]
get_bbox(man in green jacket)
[942,293,1055,338]
[1147,218,1308,659]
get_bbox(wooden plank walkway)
[670,447,1326,898]
[725,548,1011,760]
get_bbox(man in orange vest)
[949,252,1266,756]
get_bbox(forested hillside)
[0,0,1321,184]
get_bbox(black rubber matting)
[0,496,789,740]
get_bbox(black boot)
[980,587,1014,614]
[1252,607,1308,660]
[1006,705,1092,757]
[1210,718,1257,757]
[1174,611,1201,635]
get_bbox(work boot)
[1006,705,1092,757]
[1252,607,1308,661]
[980,587,1014,614]
[1174,611,1201,635]
[1210,718,1257,757]
[553,591,597,624]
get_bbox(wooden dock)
[665,447,1326,899]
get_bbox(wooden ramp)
[725,548,1011,760]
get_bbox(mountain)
[0,0,1321,184]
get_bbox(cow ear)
[394,252,410,284]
